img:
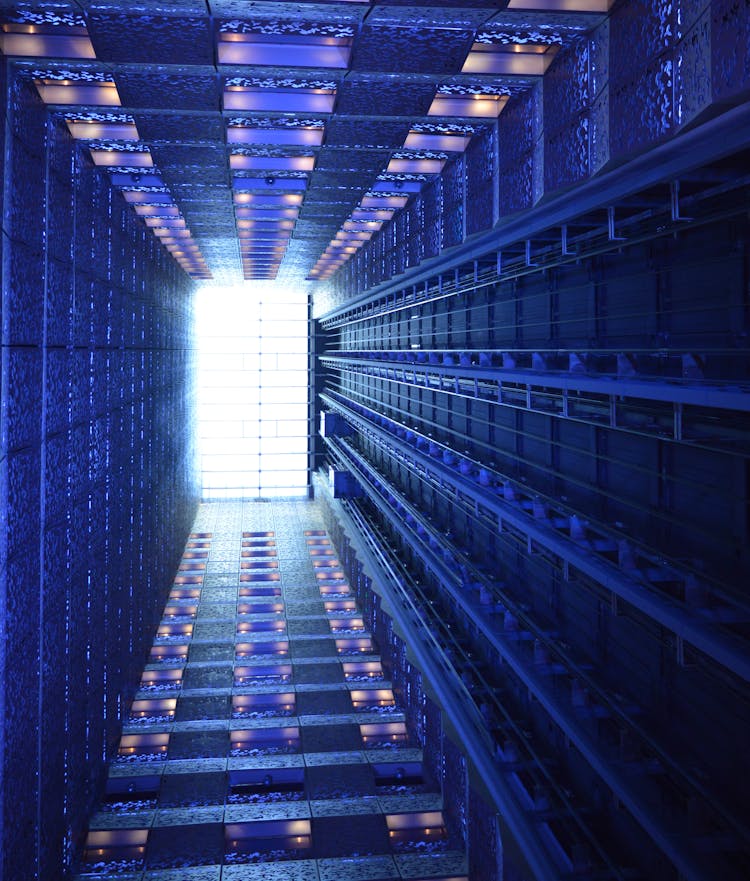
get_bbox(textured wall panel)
[0,77,199,881]
[468,787,500,881]
[443,735,468,848]
[544,39,591,192]
[407,196,423,268]
[609,0,677,158]
[711,0,750,102]
[497,88,538,217]
[676,10,712,127]
[442,155,465,249]
[422,177,442,260]
[466,128,496,236]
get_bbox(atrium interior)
[1,1,749,880]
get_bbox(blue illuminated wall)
[0,73,198,879]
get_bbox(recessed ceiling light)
[228,126,325,147]
[224,87,336,114]
[90,149,153,168]
[1,23,95,59]
[230,155,315,172]
[35,79,121,106]
[507,0,611,9]
[219,33,351,69]
[403,131,471,152]
[427,93,508,119]
[462,41,559,76]
[67,120,139,140]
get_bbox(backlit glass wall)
[196,285,310,498]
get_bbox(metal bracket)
[607,206,626,242]
[561,224,574,256]
[670,180,693,222]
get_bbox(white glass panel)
[261,320,308,337]
[200,353,244,372]
[199,421,243,438]
[255,403,307,421]
[277,420,309,437]
[196,283,309,499]
[261,453,309,471]
[263,336,311,354]
[260,470,309,489]
[279,354,309,371]
[261,485,308,498]
[262,370,308,387]
[259,437,304,454]
[259,353,279,371]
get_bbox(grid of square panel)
[75,503,468,880]
[0,2,603,287]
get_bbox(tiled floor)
[74,500,468,881]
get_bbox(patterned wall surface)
[465,128,496,237]
[0,75,198,880]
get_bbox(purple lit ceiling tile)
[233,177,308,192]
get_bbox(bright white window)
[195,284,310,499]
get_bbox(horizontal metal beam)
[318,101,750,321]
[315,475,589,881]
[322,392,750,683]
[320,353,750,413]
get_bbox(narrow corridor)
[74,500,468,880]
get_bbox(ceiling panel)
[87,10,213,65]
[324,118,412,149]
[134,112,226,144]
[350,24,476,75]
[115,67,221,111]
[1,0,602,286]
[335,75,437,117]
